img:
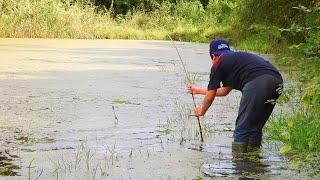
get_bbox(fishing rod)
[167,37,204,143]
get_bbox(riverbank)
[265,53,320,176]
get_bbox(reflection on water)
[232,152,269,178]
[201,147,282,179]
[0,151,20,176]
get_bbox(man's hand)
[194,90,217,117]
[188,85,208,95]
[194,106,204,117]
[187,85,199,95]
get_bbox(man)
[188,39,283,152]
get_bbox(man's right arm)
[188,85,207,95]
[188,85,232,96]
[216,87,232,96]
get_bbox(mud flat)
[0,39,303,179]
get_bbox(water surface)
[0,39,302,179]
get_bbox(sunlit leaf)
[287,119,294,128]
[291,156,299,166]
[306,154,313,161]
[308,140,315,150]
[281,131,291,140]
[279,145,292,154]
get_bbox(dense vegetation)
[0,0,319,175]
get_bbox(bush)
[173,0,205,25]
[205,0,238,23]
[265,112,320,175]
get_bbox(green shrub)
[235,24,282,53]
[265,112,320,175]
[173,0,205,25]
[205,0,238,23]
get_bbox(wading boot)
[247,137,262,152]
[232,141,248,154]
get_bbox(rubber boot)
[247,137,262,152]
[232,141,248,154]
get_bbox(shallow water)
[0,39,304,179]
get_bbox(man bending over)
[188,39,283,152]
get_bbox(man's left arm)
[194,90,216,116]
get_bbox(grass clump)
[265,112,320,176]
[0,0,234,42]
[0,0,103,38]
[0,0,166,39]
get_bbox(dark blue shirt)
[208,52,282,91]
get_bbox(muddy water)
[0,39,301,179]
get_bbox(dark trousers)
[234,74,283,143]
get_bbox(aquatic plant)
[168,36,204,142]
[50,141,119,179]
[193,175,203,180]
[111,105,119,126]
[112,99,126,105]
[0,152,20,176]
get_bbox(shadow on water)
[0,151,20,176]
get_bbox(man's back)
[209,52,282,91]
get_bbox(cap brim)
[213,49,232,56]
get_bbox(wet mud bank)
[0,39,304,179]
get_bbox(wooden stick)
[169,38,204,142]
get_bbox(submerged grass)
[51,141,119,179]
